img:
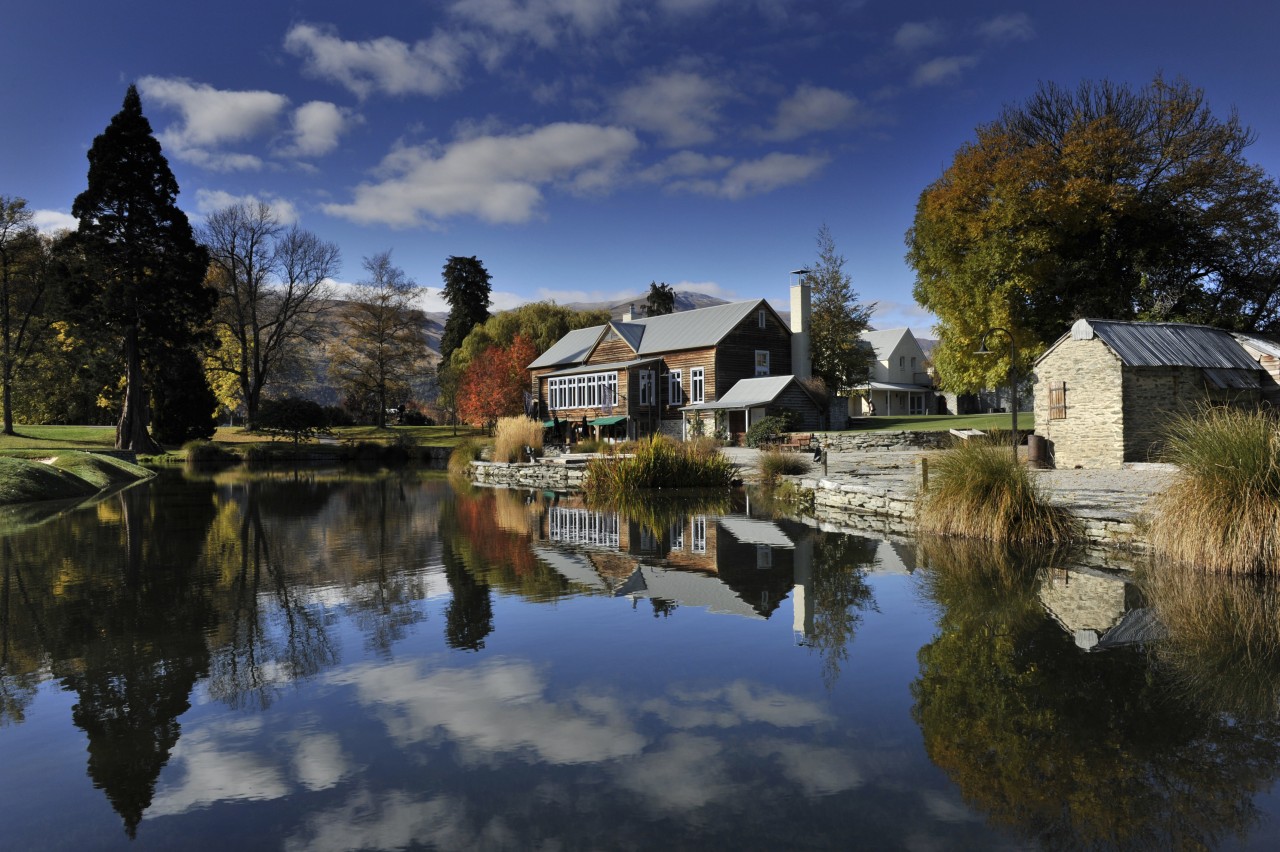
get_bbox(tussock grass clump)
[1149,406,1280,574]
[448,439,486,476]
[758,447,811,487]
[493,416,543,463]
[184,440,238,468]
[1143,566,1280,718]
[917,439,1079,544]
[584,435,737,499]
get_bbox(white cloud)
[911,55,978,87]
[671,152,829,200]
[893,21,945,52]
[323,122,639,227]
[280,101,352,158]
[32,209,76,235]
[658,0,721,12]
[194,189,299,225]
[448,0,624,48]
[977,13,1035,43]
[139,76,288,170]
[760,85,861,141]
[637,151,735,183]
[284,23,467,99]
[615,71,729,147]
[870,299,935,332]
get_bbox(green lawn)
[841,413,1029,433]
[0,425,117,449]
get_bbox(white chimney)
[622,302,635,322]
[790,280,812,379]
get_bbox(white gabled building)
[847,328,937,417]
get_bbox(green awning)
[542,420,556,428]
[589,415,627,426]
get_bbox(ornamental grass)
[583,434,738,499]
[1148,406,1280,574]
[492,416,543,463]
[447,438,486,477]
[916,438,1079,544]
[758,447,811,487]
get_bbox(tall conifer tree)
[67,85,213,452]
[439,255,492,364]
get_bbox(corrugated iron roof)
[1234,332,1280,360]
[610,321,646,352]
[540,356,662,377]
[1071,319,1261,370]
[682,375,797,410]
[859,328,913,360]
[631,300,768,354]
[527,325,606,369]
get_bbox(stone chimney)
[790,280,812,379]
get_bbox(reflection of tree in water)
[445,485,572,601]
[49,477,220,838]
[912,537,1280,850]
[439,494,494,651]
[206,479,339,710]
[803,530,878,690]
[0,540,40,725]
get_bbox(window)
[755,350,770,376]
[668,369,682,406]
[690,367,705,403]
[899,356,905,371]
[911,356,917,371]
[1049,381,1067,420]
[639,370,655,405]
[692,516,707,554]
[546,372,618,411]
[758,310,766,329]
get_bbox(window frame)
[754,350,770,377]
[668,369,682,406]
[690,367,705,403]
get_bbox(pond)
[3,469,1280,850]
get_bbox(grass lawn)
[842,413,1029,433]
[212,424,489,448]
[0,425,117,450]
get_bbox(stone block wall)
[815,430,952,452]
[470,460,586,489]
[1034,337,1125,468]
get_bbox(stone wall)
[1034,336,1126,469]
[470,460,587,489]
[814,430,952,452]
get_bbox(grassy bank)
[842,412,1028,433]
[0,451,154,505]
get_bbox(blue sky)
[2,1,1278,331]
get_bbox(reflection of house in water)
[1038,565,1159,651]
[792,536,914,645]
[536,503,798,619]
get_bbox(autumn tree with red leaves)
[458,335,537,432]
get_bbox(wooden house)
[528,284,824,442]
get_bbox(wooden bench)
[777,433,814,452]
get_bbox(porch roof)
[681,375,798,411]
[852,381,934,392]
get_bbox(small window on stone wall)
[1049,381,1067,420]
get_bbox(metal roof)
[681,375,798,410]
[528,325,606,369]
[610,320,646,353]
[859,328,915,361]
[540,356,662,377]
[1067,318,1260,370]
[1234,332,1280,360]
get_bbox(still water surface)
[2,469,1280,850]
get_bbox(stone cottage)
[1032,318,1268,469]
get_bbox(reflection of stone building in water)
[536,503,799,619]
[1038,565,1158,651]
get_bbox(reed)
[1148,406,1280,574]
[583,434,737,499]
[448,439,486,476]
[758,446,811,487]
[916,439,1079,544]
[492,416,544,463]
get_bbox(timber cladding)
[714,315,793,396]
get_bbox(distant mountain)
[562,290,729,320]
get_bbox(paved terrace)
[720,446,1177,549]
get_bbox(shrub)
[574,437,606,454]
[584,435,738,499]
[448,439,485,476]
[758,447,811,487]
[493,416,544,463]
[745,412,798,447]
[183,439,237,468]
[917,439,1079,544]
[1149,406,1280,574]
[256,397,330,445]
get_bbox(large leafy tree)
[458,335,538,432]
[201,201,340,426]
[805,224,874,392]
[908,76,1280,393]
[66,86,214,451]
[439,255,492,364]
[0,197,52,434]
[328,251,430,427]
[449,301,610,375]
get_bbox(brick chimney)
[790,280,811,379]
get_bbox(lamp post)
[975,327,1019,464]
